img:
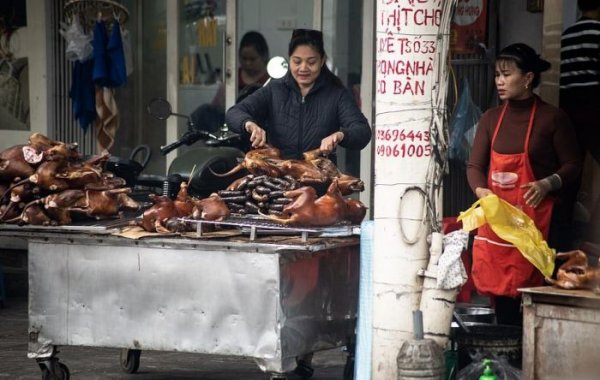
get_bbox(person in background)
[225,28,371,161]
[190,31,269,137]
[211,31,270,109]
[467,43,581,325]
[560,0,600,249]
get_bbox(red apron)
[471,99,555,298]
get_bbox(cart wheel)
[120,349,141,373]
[41,362,70,380]
[293,359,314,379]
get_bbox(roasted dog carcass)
[42,188,139,225]
[546,250,600,293]
[212,145,283,178]
[344,198,368,225]
[138,194,180,233]
[4,200,54,226]
[137,184,230,233]
[267,158,327,184]
[0,133,139,226]
[137,182,197,233]
[265,178,365,227]
[174,182,196,217]
[0,146,36,180]
[213,146,365,195]
[192,193,230,221]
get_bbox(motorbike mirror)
[267,56,288,79]
[147,98,172,120]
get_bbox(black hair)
[496,43,551,88]
[288,29,343,87]
[578,0,600,12]
[239,31,269,61]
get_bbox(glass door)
[177,0,227,136]
[233,0,317,105]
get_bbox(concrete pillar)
[372,1,456,378]
[540,0,563,106]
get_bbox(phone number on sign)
[376,143,432,158]
[376,129,430,143]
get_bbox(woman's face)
[495,60,533,101]
[239,46,266,76]
[289,45,324,89]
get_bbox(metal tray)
[180,215,360,242]
[0,212,139,234]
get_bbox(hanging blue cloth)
[69,58,96,132]
[107,20,127,87]
[92,20,110,86]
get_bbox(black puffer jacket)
[225,71,372,160]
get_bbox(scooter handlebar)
[160,130,207,155]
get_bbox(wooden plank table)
[520,286,600,380]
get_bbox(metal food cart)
[521,286,600,380]
[3,223,359,380]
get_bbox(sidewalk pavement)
[0,297,349,380]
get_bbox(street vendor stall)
[3,222,359,380]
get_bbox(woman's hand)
[475,187,493,199]
[244,121,267,148]
[521,179,552,208]
[320,131,344,155]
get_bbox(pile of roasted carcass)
[139,145,368,233]
[546,250,600,293]
[0,133,140,225]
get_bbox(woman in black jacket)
[225,29,372,160]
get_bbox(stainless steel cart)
[4,225,359,379]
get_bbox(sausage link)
[226,202,245,210]
[272,197,292,205]
[217,190,245,197]
[271,177,290,187]
[254,185,271,194]
[244,201,260,213]
[283,175,298,189]
[220,195,248,203]
[262,179,284,190]
[251,189,269,203]
[268,190,285,198]
[246,178,266,188]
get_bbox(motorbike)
[124,56,289,200]
[138,56,289,199]
[134,97,245,199]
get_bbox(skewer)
[188,164,198,186]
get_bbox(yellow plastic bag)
[457,194,555,278]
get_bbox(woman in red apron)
[467,43,582,325]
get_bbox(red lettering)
[377,60,433,77]
[377,33,396,53]
[378,3,442,30]
[378,129,433,143]
[376,79,387,94]
[413,9,441,26]
[393,79,426,96]
[375,143,433,158]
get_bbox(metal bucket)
[453,322,522,370]
[454,304,496,324]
